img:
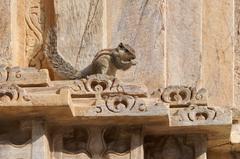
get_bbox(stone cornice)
[0,66,232,141]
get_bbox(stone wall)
[0,0,239,158]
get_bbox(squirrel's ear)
[119,42,124,47]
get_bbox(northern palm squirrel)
[44,28,137,79]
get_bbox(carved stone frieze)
[61,74,120,95]
[0,84,30,104]
[55,74,148,97]
[104,95,140,113]
[161,86,207,106]
[0,65,232,138]
[74,93,169,119]
[170,105,232,126]
[0,83,71,108]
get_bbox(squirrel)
[43,28,137,80]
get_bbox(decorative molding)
[103,94,148,114]
[81,93,168,117]
[57,74,148,97]
[25,0,45,68]
[170,105,232,126]
[0,84,30,103]
[0,66,232,133]
[67,74,120,94]
[161,86,207,106]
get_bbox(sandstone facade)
[0,0,239,159]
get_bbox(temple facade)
[0,0,239,158]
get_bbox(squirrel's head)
[113,43,137,70]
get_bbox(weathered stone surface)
[54,0,103,71]
[0,0,239,158]
[235,0,240,109]
[0,0,12,66]
[231,123,240,144]
[107,0,165,89]
[6,67,50,86]
[0,66,50,85]
[166,0,202,87]
[202,0,234,107]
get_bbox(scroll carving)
[174,105,217,122]
[25,0,45,68]
[58,74,147,97]
[70,74,120,94]
[162,86,192,105]
[152,86,207,106]
[103,95,146,113]
[170,105,232,126]
[0,84,30,103]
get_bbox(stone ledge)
[0,67,233,137]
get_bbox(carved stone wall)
[0,0,239,159]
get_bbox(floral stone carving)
[170,105,232,126]
[0,84,30,103]
[161,86,207,106]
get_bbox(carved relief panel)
[52,126,143,159]
[25,0,45,68]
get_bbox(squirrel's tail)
[43,28,82,79]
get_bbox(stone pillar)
[0,0,13,66]
[0,0,26,67]
[130,128,144,159]
[31,120,50,159]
